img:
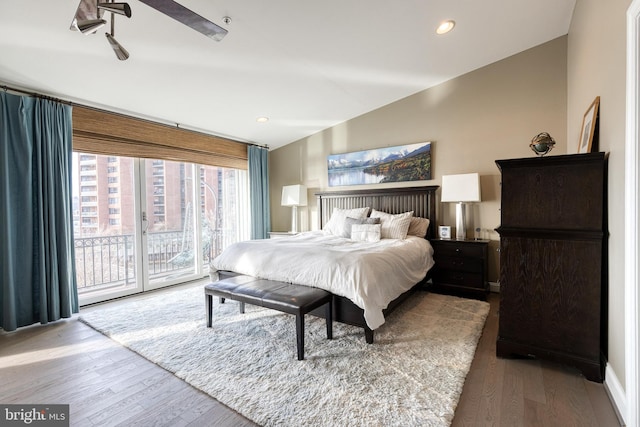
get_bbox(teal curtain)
[248,145,270,239]
[0,92,78,332]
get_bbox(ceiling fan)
[138,0,228,42]
[70,0,228,60]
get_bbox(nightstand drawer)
[433,242,485,258]
[430,238,489,298]
[434,255,483,273]
[433,270,485,289]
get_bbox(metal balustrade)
[74,229,228,293]
[74,234,135,292]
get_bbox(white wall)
[568,0,631,391]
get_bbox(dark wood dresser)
[430,239,489,299]
[495,152,608,382]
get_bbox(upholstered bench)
[205,275,333,360]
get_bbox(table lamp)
[281,184,307,233]
[441,173,481,240]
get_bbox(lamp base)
[290,205,298,233]
[455,202,467,240]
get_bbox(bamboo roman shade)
[72,106,248,169]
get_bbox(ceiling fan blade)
[70,0,102,31]
[138,0,228,41]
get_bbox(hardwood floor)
[0,283,257,427]
[452,293,621,427]
[0,286,621,426]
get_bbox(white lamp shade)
[281,184,308,206]
[441,173,481,202]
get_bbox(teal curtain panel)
[248,145,270,239]
[0,92,78,332]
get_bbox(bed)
[211,185,438,343]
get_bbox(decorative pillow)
[323,207,370,236]
[351,224,382,243]
[370,209,413,239]
[407,217,430,238]
[341,216,381,238]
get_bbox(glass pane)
[73,153,138,295]
[200,165,250,267]
[72,153,249,303]
[146,160,198,283]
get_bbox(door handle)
[142,211,149,235]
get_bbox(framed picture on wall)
[327,142,432,187]
[578,96,600,154]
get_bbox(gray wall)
[269,36,568,283]
[568,0,631,391]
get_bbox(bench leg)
[239,301,245,314]
[206,294,213,328]
[218,297,225,304]
[296,314,305,360]
[364,326,374,344]
[325,302,333,340]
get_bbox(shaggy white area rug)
[79,285,489,427]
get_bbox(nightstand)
[268,231,299,239]
[430,239,489,299]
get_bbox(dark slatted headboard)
[315,186,439,239]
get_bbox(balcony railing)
[75,234,135,292]
[74,229,230,294]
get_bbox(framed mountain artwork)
[327,142,432,187]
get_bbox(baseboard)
[489,281,500,293]
[605,363,628,426]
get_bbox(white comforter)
[210,231,434,329]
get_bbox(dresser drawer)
[432,242,485,258]
[434,255,483,273]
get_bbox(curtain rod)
[2,84,72,106]
[1,83,269,150]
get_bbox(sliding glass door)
[144,160,200,290]
[73,153,248,305]
[73,154,141,304]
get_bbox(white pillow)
[323,207,370,236]
[351,224,381,242]
[370,209,413,239]
[340,216,381,238]
[407,217,430,238]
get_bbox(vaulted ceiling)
[0,0,576,149]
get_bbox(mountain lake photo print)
[327,142,431,186]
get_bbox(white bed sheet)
[210,231,434,329]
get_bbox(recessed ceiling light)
[436,20,455,35]
[256,117,269,123]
